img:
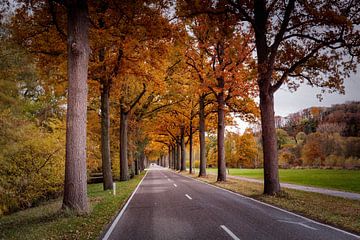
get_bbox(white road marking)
[278,220,318,230]
[185,194,192,200]
[220,225,240,240]
[167,178,171,181]
[102,171,149,240]
[176,172,360,239]
[173,183,177,187]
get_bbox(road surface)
[103,165,359,240]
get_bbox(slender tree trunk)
[260,88,280,194]
[189,120,193,174]
[63,0,89,214]
[180,127,186,171]
[135,158,139,175]
[172,145,176,169]
[168,145,172,168]
[97,2,112,191]
[217,87,226,182]
[100,81,113,190]
[139,152,145,171]
[198,94,207,177]
[120,108,128,181]
[176,142,181,170]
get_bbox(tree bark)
[168,145,172,169]
[176,142,181,170]
[100,80,113,190]
[135,158,139,175]
[253,0,281,195]
[180,126,186,171]
[189,120,193,174]
[172,145,176,169]
[63,0,89,214]
[98,7,113,191]
[198,94,207,177]
[120,108,128,181]
[139,151,145,171]
[260,88,280,194]
[217,85,226,182]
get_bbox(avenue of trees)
[0,0,359,214]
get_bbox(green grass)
[0,173,145,240]
[203,168,360,193]
[182,172,360,234]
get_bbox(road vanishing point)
[102,165,360,240]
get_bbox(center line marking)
[220,225,240,240]
[173,183,177,187]
[185,194,192,200]
[167,178,171,181]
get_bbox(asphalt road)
[103,165,360,240]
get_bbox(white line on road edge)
[278,220,318,230]
[102,171,149,240]
[220,225,240,240]
[174,172,360,239]
[173,183,177,187]
[185,194,192,200]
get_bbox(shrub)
[0,113,65,215]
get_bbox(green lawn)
[0,173,145,240]
[204,168,360,193]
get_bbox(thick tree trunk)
[63,0,89,214]
[217,89,226,182]
[260,88,280,195]
[176,142,181,170]
[180,127,186,171]
[198,94,207,177]
[100,81,113,190]
[120,109,128,181]
[189,120,193,174]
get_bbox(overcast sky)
[229,68,360,133]
[274,68,360,117]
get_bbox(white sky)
[228,67,360,134]
[274,68,360,117]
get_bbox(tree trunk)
[100,80,113,190]
[180,127,186,171]
[63,0,89,214]
[189,120,193,174]
[217,87,226,182]
[172,145,176,169]
[198,94,207,177]
[135,158,139,175]
[168,145,172,168]
[139,152,145,171]
[260,88,280,195]
[120,108,128,181]
[176,142,181,170]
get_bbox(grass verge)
[203,168,360,193]
[0,173,145,240]
[181,172,360,235]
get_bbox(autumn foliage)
[1,0,359,213]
